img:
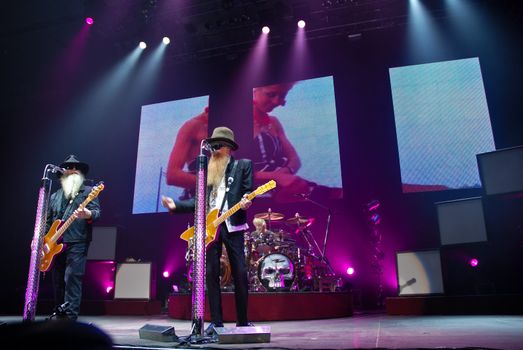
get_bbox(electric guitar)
[180,180,276,247]
[39,182,104,272]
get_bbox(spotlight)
[346,267,355,275]
[162,37,170,45]
[469,258,479,267]
[297,20,306,28]
[163,271,170,278]
[262,26,270,34]
[139,41,147,49]
[85,17,94,25]
[105,286,113,294]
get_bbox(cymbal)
[254,212,285,221]
[285,215,310,225]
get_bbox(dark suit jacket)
[46,184,101,243]
[174,157,253,226]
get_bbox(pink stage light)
[163,271,170,278]
[105,286,113,294]
[85,17,94,25]
[262,26,270,34]
[297,20,306,28]
[469,258,479,267]
[346,267,355,275]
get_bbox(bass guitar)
[180,180,276,247]
[39,182,104,272]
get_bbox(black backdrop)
[1,1,522,313]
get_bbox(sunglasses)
[209,143,226,152]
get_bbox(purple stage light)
[105,286,113,294]
[470,258,479,267]
[262,26,270,34]
[346,267,355,275]
[163,271,170,278]
[85,17,94,25]
[297,20,306,28]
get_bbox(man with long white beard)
[162,126,254,336]
[46,155,101,320]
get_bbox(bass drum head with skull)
[257,253,295,291]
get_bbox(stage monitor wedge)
[396,249,444,296]
[477,145,523,196]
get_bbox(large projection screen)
[390,58,495,193]
[252,76,343,203]
[133,95,209,214]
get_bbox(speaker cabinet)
[114,262,156,300]
[477,145,523,196]
[436,197,488,246]
[396,250,444,296]
[87,226,117,260]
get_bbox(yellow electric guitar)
[39,182,104,272]
[180,180,276,247]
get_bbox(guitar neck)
[213,191,258,226]
[50,196,91,244]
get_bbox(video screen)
[133,95,209,214]
[389,57,496,193]
[252,76,343,203]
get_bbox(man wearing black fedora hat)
[162,126,254,335]
[46,155,101,320]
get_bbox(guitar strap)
[218,160,238,216]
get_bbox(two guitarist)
[161,126,254,336]
[45,155,101,320]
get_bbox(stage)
[1,312,522,349]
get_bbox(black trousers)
[52,242,89,319]
[206,225,249,326]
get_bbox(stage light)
[139,41,147,49]
[163,271,170,278]
[105,286,113,294]
[346,267,355,275]
[297,20,306,28]
[262,26,270,34]
[85,17,94,25]
[162,37,170,45]
[469,258,479,267]
[172,285,179,293]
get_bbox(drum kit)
[184,209,336,292]
[242,210,335,292]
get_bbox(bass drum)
[257,253,295,291]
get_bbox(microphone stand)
[300,195,334,275]
[23,164,62,322]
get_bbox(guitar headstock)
[88,181,105,200]
[254,180,276,196]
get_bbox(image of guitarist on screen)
[45,154,101,320]
[161,126,254,336]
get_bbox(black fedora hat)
[205,126,239,150]
[59,154,89,175]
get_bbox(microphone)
[49,164,65,174]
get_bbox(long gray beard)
[61,173,85,200]
[207,153,229,189]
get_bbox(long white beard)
[61,173,85,200]
[207,153,229,189]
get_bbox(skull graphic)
[258,253,295,291]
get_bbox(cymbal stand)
[299,197,335,275]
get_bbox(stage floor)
[1,312,522,349]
